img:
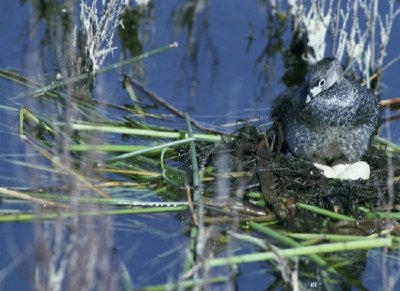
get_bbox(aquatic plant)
[1,1,400,290]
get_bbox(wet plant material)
[180,122,399,288]
[196,123,400,232]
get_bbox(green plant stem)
[0,69,60,100]
[286,233,375,242]
[250,222,337,273]
[374,136,400,153]
[22,42,179,97]
[359,207,400,220]
[0,187,66,209]
[296,202,355,221]
[0,104,19,112]
[107,137,194,161]
[22,135,111,199]
[251,192,355,221]
[34,195,189,207]
[123,75,144,115]
[206,237,391,268]
[69,144,172,155]
[0,205,188,223]
[184,113,201,272]
[68,123,222,142]
[185,114,200,197]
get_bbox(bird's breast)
[300,82,359,126]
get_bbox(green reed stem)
[0,205,188,223]
[68,123,222,142]
[206,237,391,268]
[22,42,179,97]
[250,222,337,273]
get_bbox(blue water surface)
[1,0,400,289]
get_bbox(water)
[1,0,400,289]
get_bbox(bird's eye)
[319,79,326,86]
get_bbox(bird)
[271,57,381,179]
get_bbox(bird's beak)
[306,86,322,104]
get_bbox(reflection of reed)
[80,0,124,71]
[266,0,400,90]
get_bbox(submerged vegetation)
[1,0,400,290]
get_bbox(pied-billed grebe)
[271,57,381,179]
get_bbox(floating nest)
[197,124,400,231]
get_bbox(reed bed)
[1,42,400,289]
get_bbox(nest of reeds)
[196,123,400,230]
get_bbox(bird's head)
[305,57,343,104]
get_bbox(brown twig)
[21,135,111,199]
[380,98,400,109]
[381,114,400,125]
[0,187,67,209]
[201,197,268,217]
[203,215,275,224]
[185,184,198,226]
[127,77,230,136]
[256,133,282,217]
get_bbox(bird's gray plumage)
[271,57,381,163]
